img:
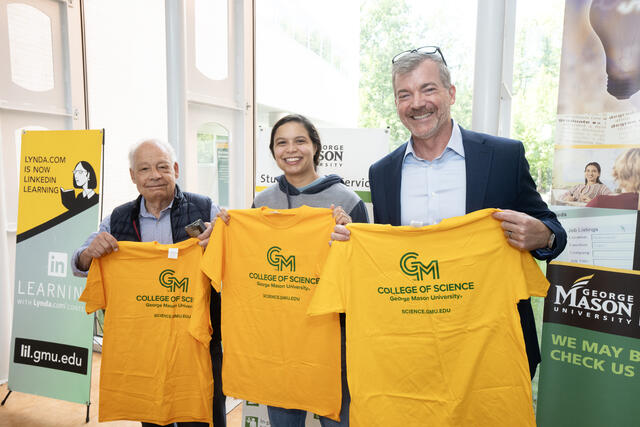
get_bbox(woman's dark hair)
[584,162,602,184]
[73,161,97,189]
[269,114,322,169]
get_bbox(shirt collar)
[403,119,465,161]
[139,193,175,218]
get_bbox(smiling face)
[272,121,318,186]
[585,164,600,184]
[129,141,178,207]
[394,59,456,146]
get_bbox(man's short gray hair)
[392,52,452,94]
[128,138,177,168]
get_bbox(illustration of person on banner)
[73,138,226,427]
[60,160,100,212]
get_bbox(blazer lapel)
[387,142,406,226]
[462,129,493,214]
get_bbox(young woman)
[218,114,366,426]
[561,161,611,203]
[254,114,368,224]
[588,149,640,210]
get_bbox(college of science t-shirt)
[308,208,549,427]
[79,239,213,425]
[201,205,342,420]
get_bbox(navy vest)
[109,185,221,343]
[110,185,211,243]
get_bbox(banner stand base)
[1,389,11,406]
[86,402,90,423]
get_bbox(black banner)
[544,263,640,339]
[13,337,88,375]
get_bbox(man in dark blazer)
[334,48,566,378]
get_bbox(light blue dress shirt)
[71,195,220,277]
[400,122,466,226]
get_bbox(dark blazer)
[368,127,567,378]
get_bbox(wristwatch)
[547,233,556,249]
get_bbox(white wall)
[0,143,13,383]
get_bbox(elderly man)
[334,46,566,378]
[72,138,225,427]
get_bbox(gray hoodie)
[253,174,369,223]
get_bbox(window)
[511,0,565,195]
[7,3,54,92]
[84,0,168,213]
[256,0,477,151]
[511,0,565,406]
[195,0,228,80]
[197,122,230,206]
[255,0,360,128]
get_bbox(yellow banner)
[17,130,103,235]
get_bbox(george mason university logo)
[400,252,439,280]
[158,269,189,292]
[267,246,296,272]
[554,274,634,317]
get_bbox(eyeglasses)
[392,46,447,66]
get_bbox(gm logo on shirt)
[400,252,439,281]
[158,269,189,292]
[267,246,296,272]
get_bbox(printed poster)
[550,0,640,211]
[552,207,637,270]
[8,129,103,404]
[541,2,640,425]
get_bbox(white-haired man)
[73,138,226,427]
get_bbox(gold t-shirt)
[80,238,213,425]
[308,208,549,427]
[201,206,341,420]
